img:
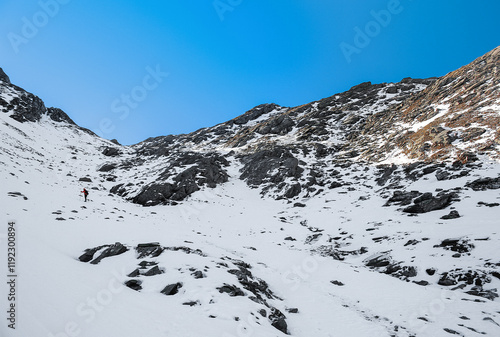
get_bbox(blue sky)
[1,0,499,145]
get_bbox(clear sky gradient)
[1,0,499,144]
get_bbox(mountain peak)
[0,67,10,84]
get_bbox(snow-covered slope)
[1,47,500,337]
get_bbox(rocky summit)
[1,46,500,337]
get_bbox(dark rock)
[217,284,245,297]
[443,328,462,335]
[164,246,206,256]
[133,183,175,206]
[286,308,299,314]
[183,301,199,306]
[0,67,11,84]
[110,183,128,197]
[232,103,280,125]
[161,282,183,296]
[90,242,128,264]
[435,170,450,181]
[9,92,46,123]
[136,243,164,258]
[285,183,302,198]
[441,210,460,220]
[315,245,367,260]
[269,307,288,334]
[239,147,303,188]
[385,190,421,206]
[257,115,295,135]
[465,177,500,191]
[477,201,500,207]
[426,268,436,276]
[144,265,163,276]
[127,268,141,277]
[329,181,342,189]
[293,202,306,207]
[46,107,76,125]
[79,177,92,183]
[138,261,157,268]
[191,270,205,279]
[383,263,417,279]
[465,288,499,301]
[376,164,398,186]
[132,152,229,205]
[284,237,296,241]
[403,193,454,213]
[414,280,429,286]
[404,239,420,246]
[124,279,142,291]
[305,233,322,244]
[438,277,457,286]
[330,280,344,286]
[438,269,491,290]
[102,147,121,157]
[438,238,474,253]
[364,253,392,268]
[97,163,117,172]
[413,192,433,204]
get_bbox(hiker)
[81,188,89,202]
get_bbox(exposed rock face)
[3,48,500,205]
[239,146,303,192]
[0,68,11,84]
[466,176,500,191]
[78,242,128,264]
[0,69,78,126]
[402,192,457,214]
[46,107,76,125]
[350,46,500,162]
[131,152,229,206]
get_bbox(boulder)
[269,307,288,334]
[124,279,142,291]
[90,242,128,264]
[102,147,121,157]
[403,193,455,213]
[466,177,500,191]
[97,163,117,172]
[441,210,460,220]
[161,283,183,296]
[217,284,245,297]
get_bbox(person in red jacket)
[81,188,89,202]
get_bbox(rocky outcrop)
[239,146,303,191]
[0,67,11,84]
[131,152,229,206]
